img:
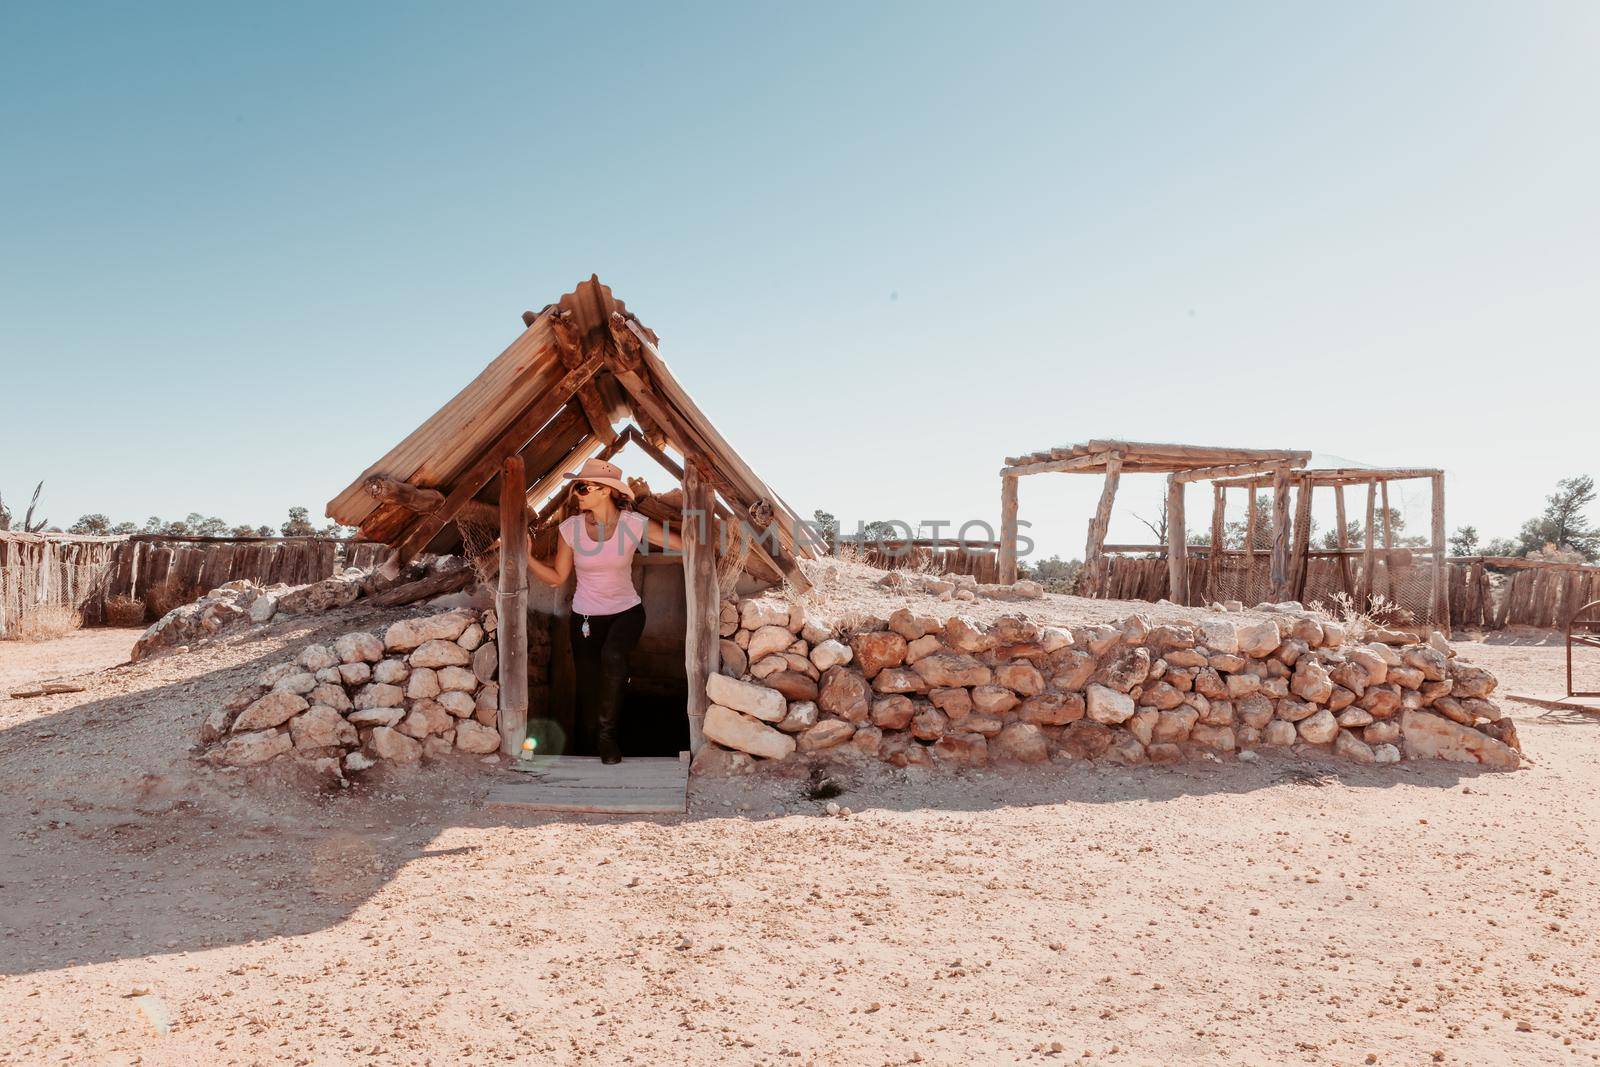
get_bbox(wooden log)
[1172,459,1306,485]
[1362,479,1377,608]
[682,455,719,753]
[1270,466,1292,600]
[1086,452,1123,593]
[367,567,474,607]
[1166,476,1187,605]
[1334,484,1353,597]
[496,456,530,756]
[1245,485,1258,605]
[1380,481,1393,550]
[1001,452,1109,477]
[365,475,501,528]
[1430,473,1448,635]
[1208,485,1226,602]
[394,353,602,566]
[1290,479,1314,599]
[999,474,1019,584]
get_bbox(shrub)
[6,604,82,642]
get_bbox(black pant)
[570,603,646,753]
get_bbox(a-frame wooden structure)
[326,277,813,755]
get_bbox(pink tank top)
[559,511,649,616]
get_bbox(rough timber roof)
[326,276,812,580]
[1001,440,1311,477]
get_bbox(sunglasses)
[574,482,607,495]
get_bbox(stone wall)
[197,607,504,781]
[696,595,1522,773]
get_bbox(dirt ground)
[0,601,1597,1066]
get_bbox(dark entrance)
[545,555,689,758]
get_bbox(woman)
[526,458,682,764]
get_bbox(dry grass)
[1313,591,1411,639]
[142,583,199,620]
[4,603,82,642]
[103,594,147,627]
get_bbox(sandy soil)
[0,602,1597,1066]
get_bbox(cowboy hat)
[562,458,635,500]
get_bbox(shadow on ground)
[0,618,1504,979]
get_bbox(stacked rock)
[132,571,368,661]
[699,596,1520,772]
[198,608,503,779]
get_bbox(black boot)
[598,734,622,765]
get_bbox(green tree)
[1516,475,1598,561]
[69,513,112,535]
[281,506,317,537]
[1448,525,1480,556]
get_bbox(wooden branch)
[364,476,499,528]
[1173,459,1304,485]
[548,307,615,441]
[1334,483,1353,597]
[1002,452,1109,477]
[367,566,474,607]
[392,352,603,565]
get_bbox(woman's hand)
[527,535,572,587]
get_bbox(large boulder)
[453,720,501,754]
[1400,710,1520,770]
[1237,620,1281,658]
[991,722,1049,763]
[705,673,787,723]
[809,639,852,671]
[911,652,991,688]
[1093,647,1151,693]
[410,639,472,669]
[214,729,292,766]
[290,705,357,750]
[748,624,795,665]
[994,663,1045,697]
[383,611,473,653]
[369,726,423,763]
[704,704,796,761]
[232,691,308,732]
[739,597,791,631]
[1085,684,1135,725]
[849,631,908,679]
[1017,690,1085,726]
[797,719,854,752]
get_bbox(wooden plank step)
[486,754,687,815]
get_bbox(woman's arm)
[527,534,573,587]
[643,515,684,554]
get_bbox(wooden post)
[1245,485,1258,605]
[496,455,530,756]
[1334,484,1353,596]
[1166,476,1187,605]
[1269,466,1292,600]
[1291,480,1314,600]
[1362,478,1376,607]
[999,474,1019,585]
[1208,485,1225,603]
[1380,482,1393,549]
[1431,472,1448,635]
[682,455,719,753]
[1085,452,1122,597]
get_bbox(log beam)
[1362,478,1377,607]
[392,353,603,565]
[682,455,718,753]
[1270,466,1292,599]
[496,456,530,756]
[1334,484,1353,596]
[1431,472,1448,635]
[999,474,1019,584]
[1166,477,1187,604]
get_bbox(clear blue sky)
[3,2,1596,557]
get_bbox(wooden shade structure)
[1211,466,1448,632]
[326,277,814,754]
[998,440,1311,603]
